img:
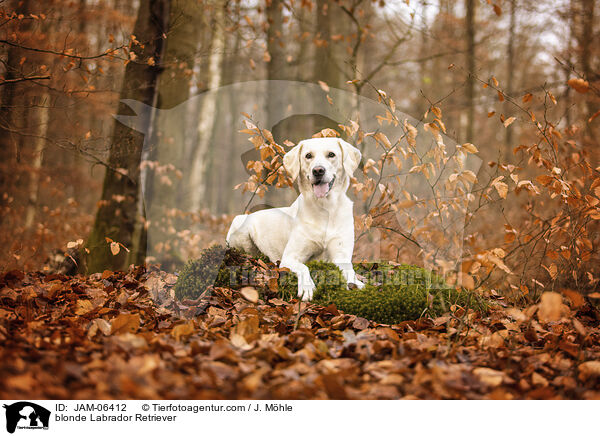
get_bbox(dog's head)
[283,137,361,199]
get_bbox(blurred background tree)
[0,0,598,294]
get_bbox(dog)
[226,137,364,300]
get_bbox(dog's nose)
[312,166,325,178]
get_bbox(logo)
[2,402,50,434]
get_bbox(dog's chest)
[297,200,352,243]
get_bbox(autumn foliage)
[1,0,600,401]
[1,267,600,399]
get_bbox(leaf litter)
[0,267,599,399]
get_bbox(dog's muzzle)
[312,174,335,198]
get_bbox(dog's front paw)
[344,269,365,290]
[348,278,365,290]
[298,279,316,301]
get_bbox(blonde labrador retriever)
[226,137,364,300]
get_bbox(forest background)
[1,0,599,301]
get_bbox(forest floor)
[1,267,599,400]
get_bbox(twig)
[0,75,50,86]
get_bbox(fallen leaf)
[538,292,569,323]
[578,361,600,381]
[532,372,549,387]
[240,286,259,303]
[230,333,253,350]
[75,299,94,315]
[352,316,369,330]
[172,321,195,341]
[474,367,505,387]
[111,313,140,335]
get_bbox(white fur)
[226,137,364,300]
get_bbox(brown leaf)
[572,318,587,336]
[538,292,569,323]
[240,286,259,303]
[110,241,120,256]
[352,316,369,330]
[578,361,600,381]
[230,333,253,350]
[457,272,475,290]
[75,299,94,315]
[536,174,554,186]
[232,314,260,342]
[89,318,111,336]
[562,289,585,308]
[172,320,195,341]
[493,181,508,199]
[111,313,140,335]
[567,78,590,93]
[503,116,516,127]
[531,372,549,387]
[474,367,505,387]
[318,80,330,92]
[320,373,348,399]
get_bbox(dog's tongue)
[313,182,330,198]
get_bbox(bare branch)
[0,39,127,61]
[0,75,50,86]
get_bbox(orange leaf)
[588,109,600,123]
[567,78,589,93]
[318,80,330,92]
[240,286,259,303]
[110,241,120,256]
[503,116,516,127]
[111,313,140,335]
[172,321,195,341]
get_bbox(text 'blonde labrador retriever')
[226,137,364,300]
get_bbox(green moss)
[313,281,487,324]
[295,261,487,324]
[174,246,488,324]
[173,245,248,300]
[277,260,347,301]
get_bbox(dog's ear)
[338,139,362,175]
[283,142,303,181]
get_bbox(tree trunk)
[465,0,476,143]
[24,92,50,229]
[85,0,169,273]
[417,0,429,116]
[140,0,203,263]
[0,0,32,222]
[504,0,516,158]
[263,0,287,205]
[580,0,598,141]
[189,0,226,212]
[266,0,287,126]
[225,1,242,214]
[314,0,340,88]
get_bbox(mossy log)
[173,245,488,323]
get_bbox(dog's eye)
[305,153,313,159]
[327,152,336,158]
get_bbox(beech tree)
[85,0,169,272]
